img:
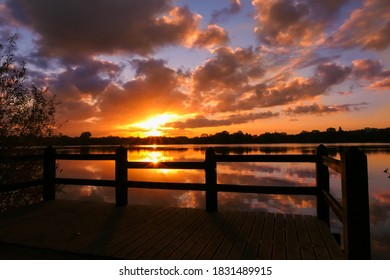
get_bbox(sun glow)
[132,113,177,137]
[148,151,162,164]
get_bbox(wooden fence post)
[316,144,330,226]
[341,147,371,259]
[205,147,217,212]
[115,146,128,206]
[43,146,56,201]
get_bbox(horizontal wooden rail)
[321,156,342,173]
[55,178,115,187]
[215,154,317,163]
[217,184,317,195]
[127,161,205,170]
[55,154,116,161]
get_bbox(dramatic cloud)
[193,47,264,92]
[98,58,188,122]
[369,78,390,90]
[219,62,352,111]
[5,0,228,62]
[192,24,230,48]
[315,62,352,86]
[329,0,390,50]
[284,102,368,116]
[252,0,349,47]
[191,46,265,112]
[52,60,122,96]
[351,59,390,89]
[2,0,389,136]
[48,57,189,130]
[168,111,279,129]
[210,0,241,23]
[48,59,122,121]
[352,59,390,79]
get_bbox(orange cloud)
[252,0,349,47]
[328,0,390,50]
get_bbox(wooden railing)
[0,144,371,259]
[316,144,371,259]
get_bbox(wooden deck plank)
[167,212,219,259]
[295,215,316,260]
[132,208,204,259]
[305,215,331,259]
[258,212,275,259]
[242,212,265,259]
[272,213,286,259]
[197,211,239,259]
[212,211,248,259]
[152,210,209,260]
[285,214,300,260]
[79,205,174,256]
[227,211,256,260]
[315,219,345,260]
[108,207,184,258]
[181,211,233,259]
[76,205,167,254]
[0,200,344,260]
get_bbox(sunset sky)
[1,0,389,137]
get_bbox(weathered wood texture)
[0,200,344,260]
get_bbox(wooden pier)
[0,145,371,259]
[0,200,344,260]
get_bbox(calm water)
[55,143,390,259]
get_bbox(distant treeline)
[18,127,390,146]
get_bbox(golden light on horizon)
[148,151,162,164]
[132,113,177,137]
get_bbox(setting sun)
[132,113,177,137]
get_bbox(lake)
[55,143,390,259]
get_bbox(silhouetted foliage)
[1,36,57,152]
[34,127,390,146]
[1,35,58,210]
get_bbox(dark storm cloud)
[5,0,228,63]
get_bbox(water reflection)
[55,143,390,259]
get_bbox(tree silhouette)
[1,35,58,210]
[1,35,57,152]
